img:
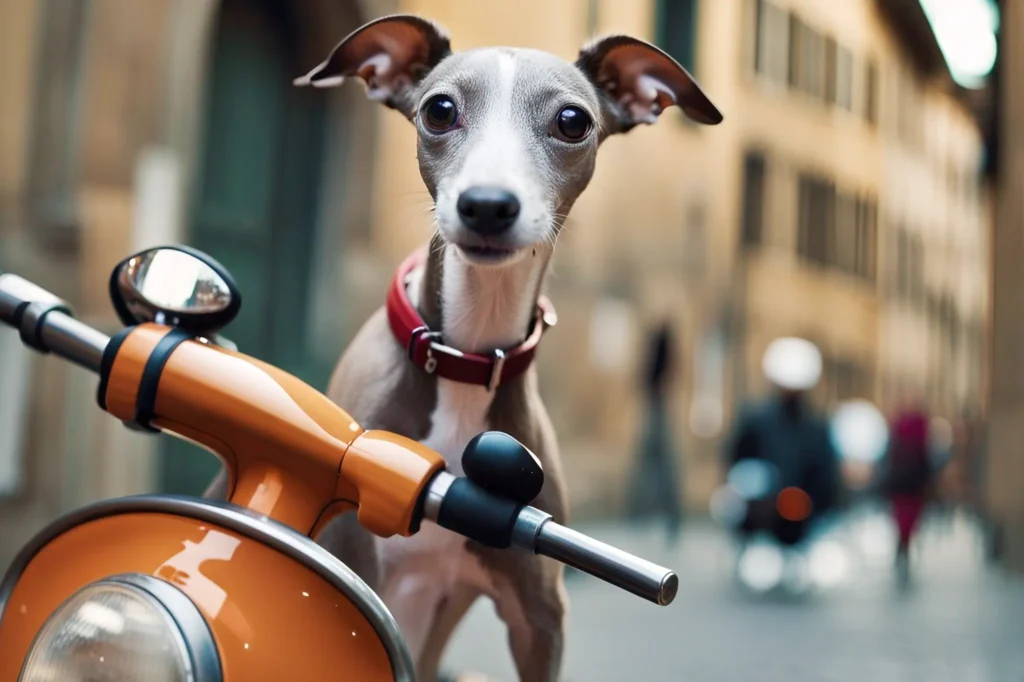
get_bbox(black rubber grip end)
[436,478,521,548]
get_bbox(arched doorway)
[159,0,329,495]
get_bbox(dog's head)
[297,15,721,267]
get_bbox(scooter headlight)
[19,575,220,682]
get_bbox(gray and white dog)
[211,14,720,682]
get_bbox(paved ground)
[440,507,1024,681]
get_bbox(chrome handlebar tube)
[422,471,678,606]
[0,273,109,373]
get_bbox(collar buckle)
[488,349,507,392]
[408,327,442,374]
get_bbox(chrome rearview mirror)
[110,246,241,335]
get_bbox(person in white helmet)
[724,338,842,545]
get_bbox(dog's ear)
[294,14,451,119]
[575,35,722,135]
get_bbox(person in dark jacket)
[725,338,841,546]
[628,319,683,544]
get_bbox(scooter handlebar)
[2,270,680,606]
[531,516,678,606]
[0,273,109,372]
[422,472,678,606]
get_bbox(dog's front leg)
[488,554,567,682]
[379,568,479,682]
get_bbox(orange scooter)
[0,245,677,681]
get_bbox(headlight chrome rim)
[18,573,221,682]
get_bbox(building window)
[834,191,857,273]
[864,57,879,124]
[741,151,766,248]
[795,175,874,282]
[834,46,854,110]
[655,0,698,74]
[753,5,862,116]
[25,0,88,250]
[797,173,834,265]
[790,17,826,98]
[854,195,877,282]
[754,0,790,84]
[825,37,854,110]
[787,14,801,88]
[825,37,837,103]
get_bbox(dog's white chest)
[375,379,495,592]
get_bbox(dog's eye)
[552,106,593,142]
[422,95,458,132]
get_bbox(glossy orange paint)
[309,500,358,539]
[0,513,396,682]
[99,324,447,537]
[338,431,446,537]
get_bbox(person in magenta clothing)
[879,401,938,583]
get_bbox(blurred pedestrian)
[627,318,683,545]
[877,396,937,585]
[724,338,841,547]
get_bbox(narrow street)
[442,510,1024,681]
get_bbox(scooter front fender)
[0,495,414,681]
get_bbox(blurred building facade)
[987,0,1024,570]
[0,0,398,569]
[0,0,993,569]
[873,1,991,418]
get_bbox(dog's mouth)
[455,243,519,265]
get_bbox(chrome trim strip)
[0,495,415,681]
[107,573,222,682]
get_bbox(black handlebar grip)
[436,478,522,548]
[462,431,545,505]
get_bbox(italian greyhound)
[206,14,720,682]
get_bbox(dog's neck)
[411,233,551,354]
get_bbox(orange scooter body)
[0,509,397,681]
[0,249,678,680]
[0,322,439,681]
[102,323,445,536]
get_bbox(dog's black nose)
[457,186,520,235]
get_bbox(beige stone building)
[0,0,993,571]
[987,0,1024,571]
[0,0,399,570]
[874,13,990,417]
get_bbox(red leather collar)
[386,248,557,390]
